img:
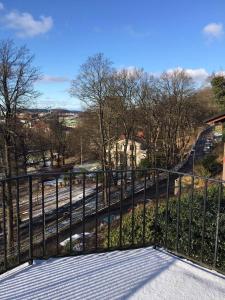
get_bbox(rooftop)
[205,112,225,125]
[1,247,225,300]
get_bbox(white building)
[110,137,147,168]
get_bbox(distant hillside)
[19,108,81,114]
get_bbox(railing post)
[28,176,33,265]
[142,170,147,246]
[82,173,86,252]
[176,175,182,253]
[165,172,170,248]
[107,171,111,249]
[56,177,59,255]
[2,181,7,271]
[214,182,222,267]
[69,172,73,254]
[95,173,99,251]
[16,178,21,265]
[41,177,46,257]
[119,171,123,249]
[201,179,208,262]
[131,169,135,246]
[154,170,159,249]
[188,176,194,257]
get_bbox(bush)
[102,204,155,248]
[101,185,225,271]
[139,158,152,169]
[201,154,222,176]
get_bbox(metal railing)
[0,168,225,275]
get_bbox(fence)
[0,168,225,275]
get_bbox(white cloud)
[0,2,4,10]
[165,67,210,84]
[184,68,209,81]
[203,22,224,40]
[3,10,53,37]
[38,75,70,84]
[119,66,210,84]
[213,71,225,78]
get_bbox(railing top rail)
[0,167,225,185]
[152,167,225,184]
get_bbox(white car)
[44,178,64,186]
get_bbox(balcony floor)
[1,247,225,300]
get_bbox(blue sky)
[0,0,225,110]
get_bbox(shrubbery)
[101,186,225,271]
[201,154,222,176]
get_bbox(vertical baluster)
[16,178,20,264]
[41,177,46,257]
[82,173,86,252]
[165,172,170,248]
[201,179,208,262]
[154,170,159,248]
[2,181,7,270]
[69,172,73,254]
[188,176,194,257]
[176,175,182,253]
[107,171,111,249]
[119,171,123,249]
[142,170,147,246]
[214,182,222,267]
[28,176,33,265]
[131,169,135,246]
[95,173,98,251]
[56,177,59,255]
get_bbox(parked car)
[44,178,64,186]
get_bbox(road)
[180,126,213,173]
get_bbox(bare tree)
[110,68,142,170]
[157,69,196,167]
[70,53,113,204]
[48,113,68,167]
[0,39,40,250]
[136,72,159,167]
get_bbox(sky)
[0,0,225,110]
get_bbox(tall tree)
[211,75,225,109]
[157,69,195,167]
[0,39,40,249]
[70,53,113,203]
[110,68,142,170]
[48,113,68,166]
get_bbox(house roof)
[205,112,225,125]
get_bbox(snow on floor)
[1,247,225,300]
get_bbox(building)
[205,112,225,137]
[110,136,147,168]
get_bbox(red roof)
[205,112,225,125]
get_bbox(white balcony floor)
[1,247,225,300]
